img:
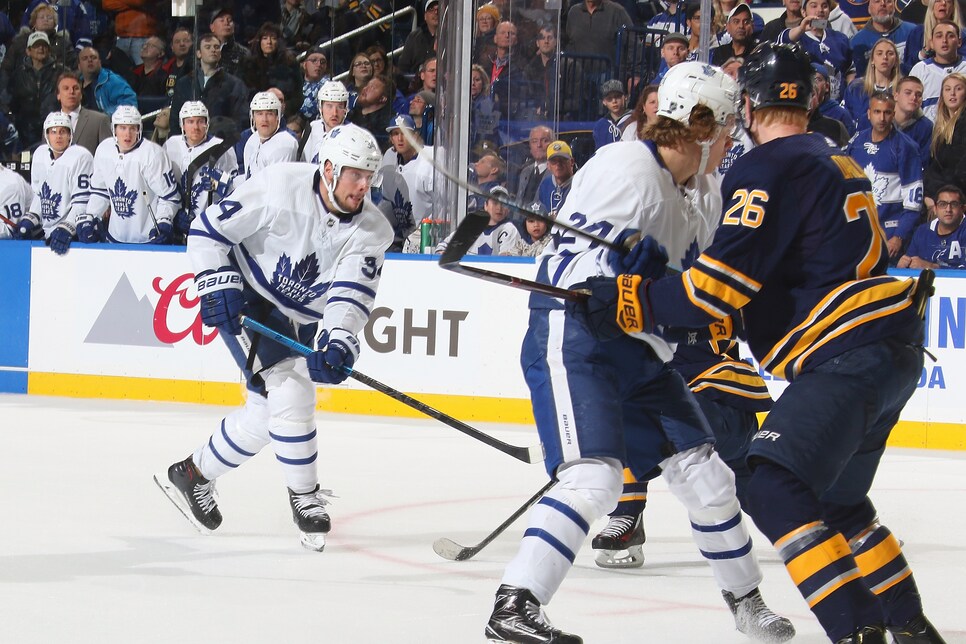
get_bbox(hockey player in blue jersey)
[483,61,794,644]
[580,42,945,644]
[898,184,966,268]
[846,92,924,263]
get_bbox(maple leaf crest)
[39,182,63,222]
[271,253,325,305]
[109,177,139,219]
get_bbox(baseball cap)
[663,33,689,47]
[489,185,512,200]
[209,5,233,22]
[27,31,50,48]
[600,79,625,98]
[386,114,416,132]
[811,62,830,79]
[425,0,439,11]
[547,140,573,160]
[727,2,753,21]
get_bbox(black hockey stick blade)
[240,317,543,464]
[438,211,588,302]
[433,478,556,561]
[913,268,935,319]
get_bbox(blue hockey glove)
[174,208,193,236]
[148,221,173,245]
[196,268,244,335]
[198,166,233,198]
[48,222,76,255]
[14,212,41,240]
[307,329,360,385]
[76,217,100,243]
[660,313,742,348]
[607,230,669,280]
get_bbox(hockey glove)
[76,217,100,243]
[199,166,234,199]
[607,230,669,280]
[14,212,41,240]
[196,268,244,335]
[660,313,742,349]
[174,208,193,236]
[148,221,173,245]
[48,222,76,255]
[570,274,657,341]
[307,328,360,385]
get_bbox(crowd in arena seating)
[0,0,964,268]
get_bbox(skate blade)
[594,545,644,569]
[153,473,214,536]
[299,531,326,552]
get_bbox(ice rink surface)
[1,394,964,644]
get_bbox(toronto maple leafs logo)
[189,181,204,212]
[109,177,139,219]
[863,162,889,205]
[682,238,701,270]
[39,183,62,222]
[272,253,327,306]
[391,188,413,231]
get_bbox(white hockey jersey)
[301,119,331,164]
[87,138,181,243]
[29,144,93,235]
[398,148,435,221]
[0,167,31,239]
[164,134,238,220]
[537,139,722,362]
[188,163,393,335]
[239,130,299,184]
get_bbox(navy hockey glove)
[14,212,41,240]
[148,221,173,245]
[76,217,100,243]
[569,274,656,341]
[607,230,669,280]
[48,222,76,255]
[198,166,233,198]
[307,329,360,385]
[660,314,742,348]
[174,208,193,236]
[196,268,244,335]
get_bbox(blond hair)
[923,0,964,51]
[863,39,902,97]
[931,73,966,155]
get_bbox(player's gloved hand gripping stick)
[240,316,544,464]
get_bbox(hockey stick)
[432,478,556,561]
[439,210,590,302]
[0,211,16,231]
[240,316,544,464]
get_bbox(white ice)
[0,394,964,643]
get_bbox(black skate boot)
[288,484,332,552]
[591,513,645,568]
[484,585,582,644]
[835,625,888,643]
[889,614,947,643]
[722,587,796,643]
[154,456,222,533]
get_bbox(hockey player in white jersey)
[483,62,794,644]
[164,101,238,240]
[301,80,349,164]
[0,166,32,240]
[86,105,181,244]
[13,112,94,253]
[155,124,393,551]
[239,91,298,184]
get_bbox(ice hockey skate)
[154,456,222,534]
[722,587,796,643]
[889,614,947,643]
[835,625,888,643]
[591,513,645,568]
[289,485,332,552]
[485,584,582,644]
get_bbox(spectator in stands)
[850,0,915,77]
[409,89,434,133]
[761,0,804,43]
[594,79,632,150]
[412,55,437,96]
[398,0,439,77]
[712,3,759,65]
[45,72,110,155]
[844,37,901,130]
[895,75,933,169]
[827,0,858,36]
[280,0,312,50]
[474,149,505,193]
[910,20,966,120]
[168,32,249,136]
[77,45,136,116]
[648,0,688,34]
[902,0,966,72]
[713,0,765,41]
[812,62,856,135]
[367,45,389,79]
[470,64,498,148]
[16,0,93,49]
[684,3,718,57]
[720,55,743,78]
[131,36,169,97]
[566,0,634,69]
[778,0,854,101]
[241,22,302,119]
[162,26,194,92]
[209,6,250,76]
[102,0,160,65]
[654,32,689,83]
[296,45,330,125]
[347,52,374,109]
[503,205,553,257]
[621,83,659,140]
[3,5,75,74]
[8,32,64,146]
[539,140,576,218]
[514,124,553,205]
[898,183,966,267]
[474,3,500,63]
[485,20,523,118]
[523,25,558,119]
[924,72,966,199]
[808,80,851,147]
[348,74,393,149]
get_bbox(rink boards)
[1,241,965,450]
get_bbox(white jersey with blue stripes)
[29,144,93,235]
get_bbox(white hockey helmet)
[43,111,73,147]
[657,61,740,130]
[317,80,349,106]
[317,123,383,213]
[111,104,143,143]
[179,100,209,133]
[249,91,283,134]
